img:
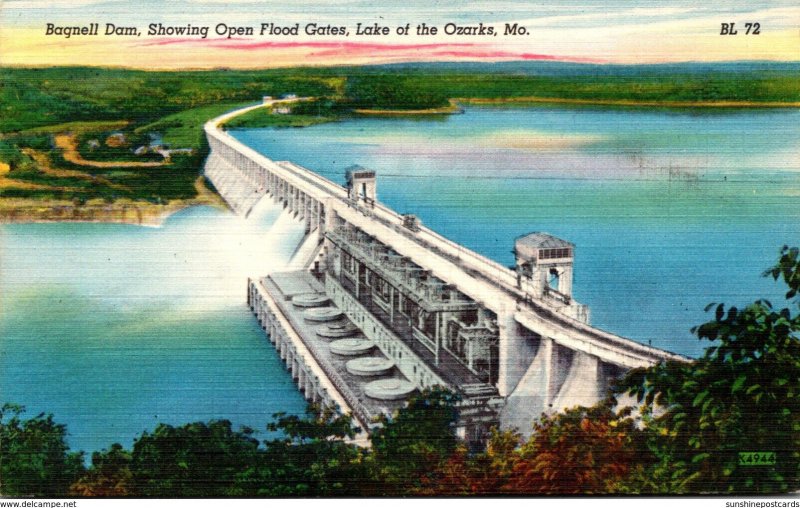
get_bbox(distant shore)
[354,99,463,115]
[457,97,800,108]
[0,177,227,226]
[333,95,800,119]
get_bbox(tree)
[368,387,461,495]
[344,75,450,110]
[130,420,260,497]
[503,402,648,494]
[69,443,132,497]
[0,404,85,497]
[617,245,800,494]
[240,406,367,497]
[414,428,522,496]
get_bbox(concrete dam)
[203,102,688,443]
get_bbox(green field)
[0,67,338,133]
[224,111,337,129]
[223,98,349,129]
[135,102,256,149]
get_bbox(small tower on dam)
[514,232,575,302]
[346,165,377,204]
[207,103,688,448]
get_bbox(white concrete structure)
[207,104,689,442]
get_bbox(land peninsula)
[1,62,798,224]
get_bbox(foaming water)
[0,201,309,454]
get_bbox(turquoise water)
[0,204,308,455]
[2,105,798,455]
[232,106,800,357]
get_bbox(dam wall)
[204,102,689,441]
[203,151,265,216]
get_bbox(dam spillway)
[204,102,688,442]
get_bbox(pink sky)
[1,1,798,68]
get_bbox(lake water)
[0,202,309,455]
[1,105,798,455]
[231,105,800,357]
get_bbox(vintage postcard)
[1,0,798,500]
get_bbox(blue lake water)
[231,105,800,357]
[1,105,798,455]
[0,204,309,455]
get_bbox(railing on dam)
[205,107,348,204]
[204,106,520,288]
[204,103,690,369]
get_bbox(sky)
[1,0,798,68]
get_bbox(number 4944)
[739,452,776,466]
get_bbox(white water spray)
[198,196,307,304]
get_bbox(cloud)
[625,7,699,16]
[519,6,700,28]
[4,0,120,8]
[134,37,601,63]
[506,5,800,37]
[3,1,797,67]
[183,0,331,2]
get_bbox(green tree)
[344,75,450,110]
[238,406,367,496]
[368,387,460,495]
[69,443,133,497]
[618,245,800,494]
[130,420,260,497]
[0,404,85,497]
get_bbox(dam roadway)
[204,101,688,443]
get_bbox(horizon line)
[3,58,799,72]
